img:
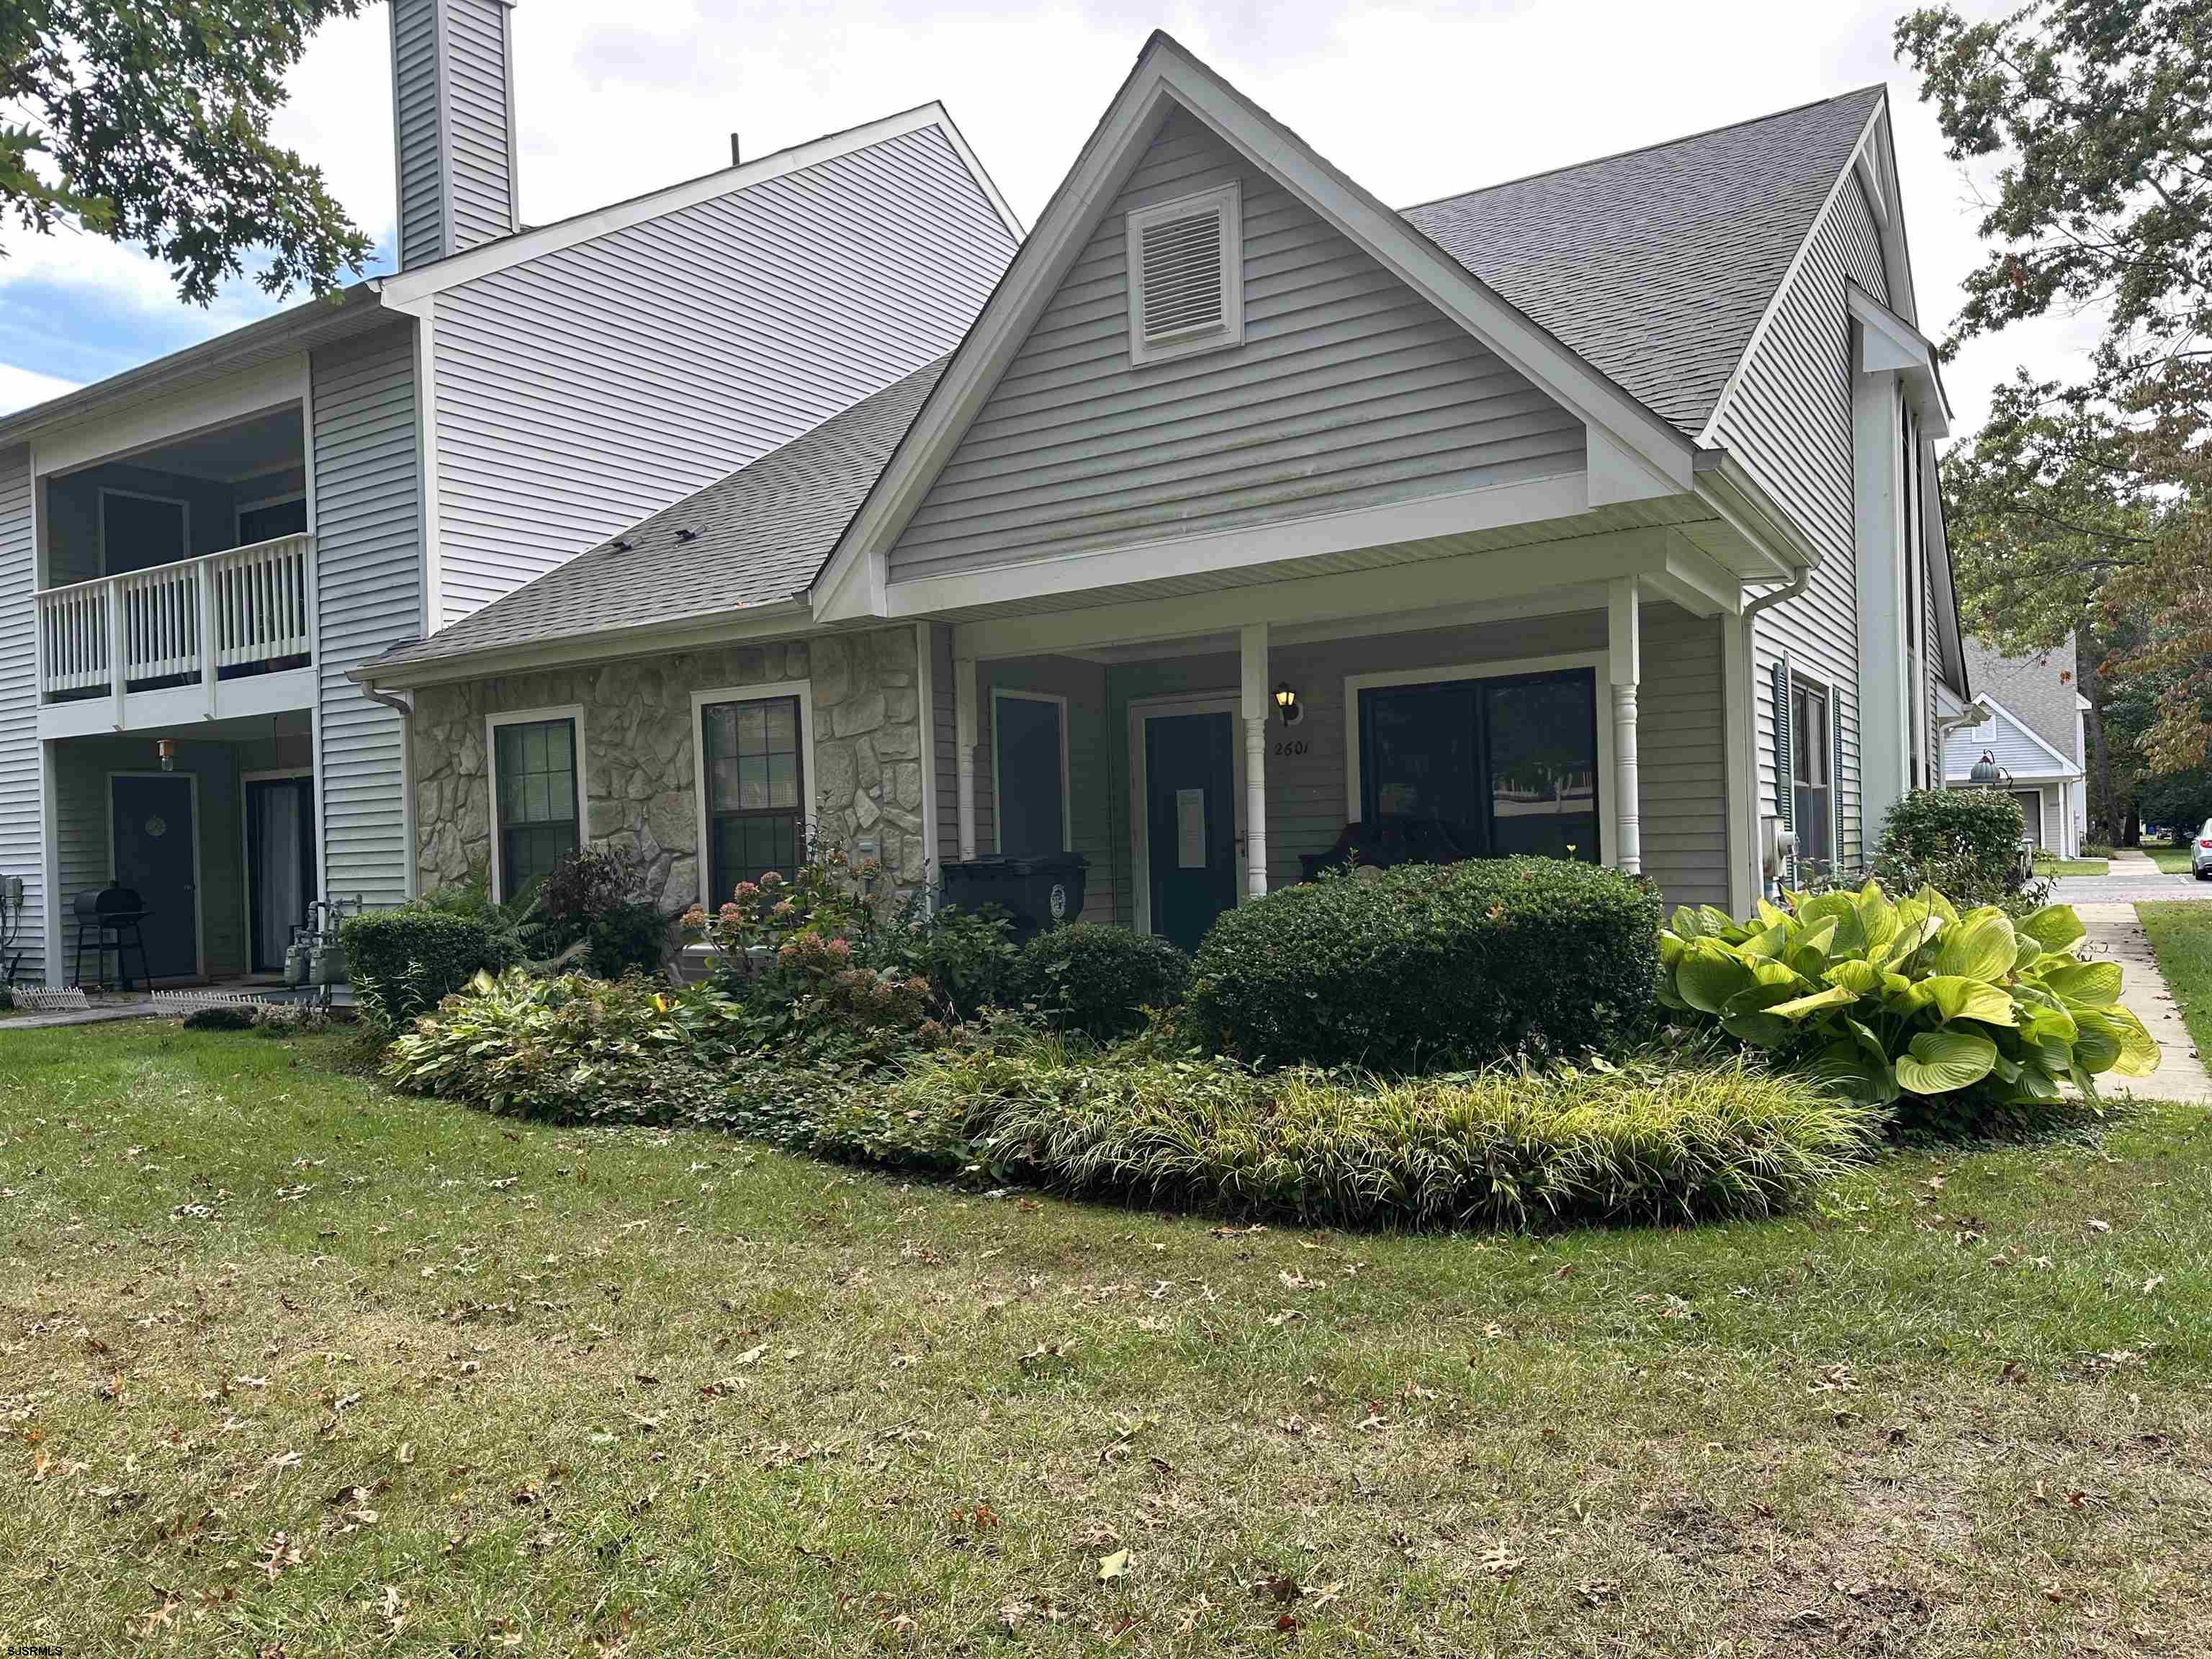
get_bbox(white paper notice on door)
[1175,788,1207,869]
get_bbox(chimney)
[390,0,520,268]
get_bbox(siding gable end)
[885,109,1587,584]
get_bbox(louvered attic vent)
[1125,182,1243,365]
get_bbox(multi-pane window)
[1358,668,1600,863]
[703,694,804,902]
[493,717,580,902]
[1791,677,1834,870]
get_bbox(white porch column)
[1239,621,1269,900]
[1608,576,1642,877]
[953,652,979,862]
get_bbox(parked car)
[2193,819,2212,880]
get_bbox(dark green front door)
[111,773,197,980]
[1144,710,1236,952]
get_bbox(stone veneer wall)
[409,628,927,909]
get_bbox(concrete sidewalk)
[2073,902,2212,1105]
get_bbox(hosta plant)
[1658,882,2157,1136]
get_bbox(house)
[0,0,1020,986]
[354,32,1971,948]
[1944,637,2088,857]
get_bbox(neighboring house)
[1944,637,2089,856]
[357,32,1968,949]
[0,0,1020,986]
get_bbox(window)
[237,494,308,545]
[701,693,804,902]
[1790,676,1834,870]
[490,714,582,902]
[99,489,190,575]
[1357,667,1600,863]
[1125,182,1243,365]
[992,689,1069,857]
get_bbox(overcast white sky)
[0,0,2098,435]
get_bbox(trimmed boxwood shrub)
[1187,857,1661,1069]
[341,907,517,1030]
[1017,922,1187,1040]
[1871,788,2048,913]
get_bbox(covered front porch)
[940,559,1738,948]
[40,711,318,987]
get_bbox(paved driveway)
[2049,850,2209,907]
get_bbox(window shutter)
[1127,184,1242,364]
[1831,692,1848,875]
[1771,657,1795,889]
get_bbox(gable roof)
[813,30,1711,621]
[1401,86,1885,436]
[358,358,946,683]
[1943,695,2082,781]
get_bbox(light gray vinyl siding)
[1719,173,1889,871]
[887,109,1587,583]
[444,0,516,251]
[392,0,448,269]
[312,325,423,907]
[0,444,42,981]
[430,124,1015,626]
[1636,605,1730,907]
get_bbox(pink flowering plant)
[679,822,890,961]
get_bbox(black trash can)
[939,853,1088,941]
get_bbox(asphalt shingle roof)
[1401,86,1885,435]
[364,357,947,673]
[368,87,1885,678]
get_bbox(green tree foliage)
[1897,0,2212,818]
[1,1,372,305]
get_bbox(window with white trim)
[701,693,806,899]
[1789,675,1834,871]
[1125,183,1243,365]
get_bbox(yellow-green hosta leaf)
[2019,1002,2079,1046]
[2013,933,2049,974]
[1756,899,1792,931]
[1765,984,1861,1019]
[1823,958,1886,996]
[2069,1014,2121,1073]
[2082,1004,2159,1076]
[1797,892,1866,953]
[1895,1028,1999,1094]
[1855,881,1900,953]
[1739,921,1792,961]
[2018,904,2087,954]
[2041,959,2123,1006]
[1916,885,1961,927]
[1675,945,1755,1015]
[1812,1043,1899,1106]
[1934,913,2018,983]
[1923,975,2019,1027]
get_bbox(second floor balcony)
[29,401,319,736]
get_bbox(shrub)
[1188,858,1660,1071]
[341,907,519,1031]
[1873,789,2051,914]
[182,1004,258,1030]
[585,900,675,979]
[1658,882,2157,1137]
[865,900,1020,1020]
[2082,841,2118,860]
[1017,922,1187,1040]
[0,984,13,1011]
[382,968,745,1120]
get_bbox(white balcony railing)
[35,534,315,711]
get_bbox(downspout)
[362,681,420,900]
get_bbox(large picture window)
[702,693,804,902]
[491,714,581,902]
[1357,667,1599,863]
[992,689,1069,858]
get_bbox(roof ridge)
[1397,83,1886,213]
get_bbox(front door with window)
[1143,709,1237,951]
[111,773,197,980]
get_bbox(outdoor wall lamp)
[1968,750,2010,788]
[156,738,176,773]
[1274,680,1303,727]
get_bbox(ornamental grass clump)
[1660,881,2157,1138]
[870,1045,1871,1230]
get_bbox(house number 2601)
[1271,739,1309,757]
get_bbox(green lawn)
[2034,857,2108,876]
[2146,846,2198,876]
[2140,902,2212,1060]
[4,1025,2211,1655]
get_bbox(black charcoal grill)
[73,886,153,991]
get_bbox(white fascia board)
[1698,99,1887,449]
[1690,450,1820,578]
[353,598,815,690]
[1848,284,1951,438]
[812,35,1695,624]
[378,104,997,307]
